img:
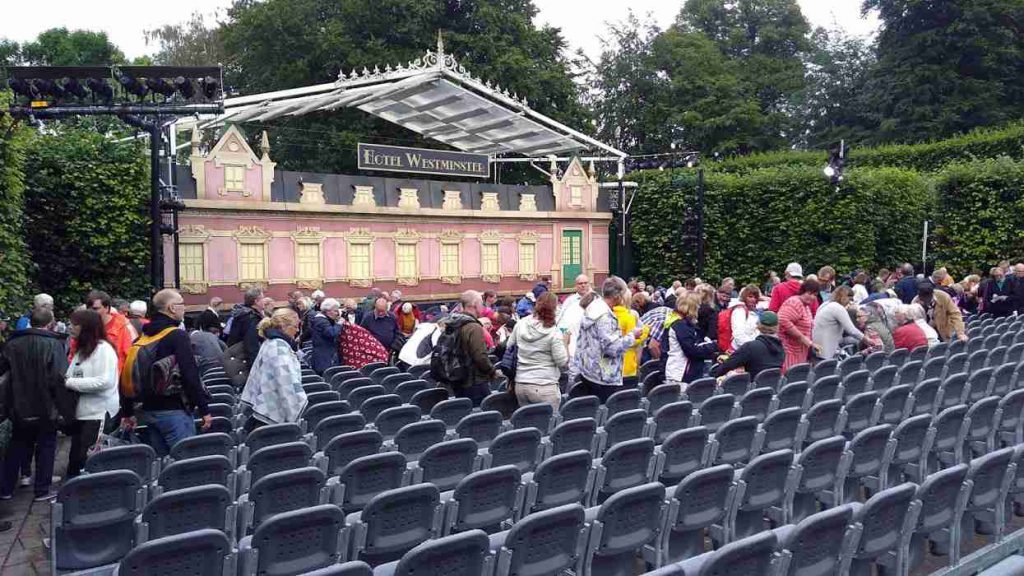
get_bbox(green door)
[562,230,583,288]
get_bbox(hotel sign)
[358,143,490,178]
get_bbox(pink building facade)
[170,126,612,306]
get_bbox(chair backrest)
[357,483,441,566]
[795,436,845,496]
[347,385,386,409]
[652,401,694,444]
[648,383,683,414]
[84,444,157,482]
[785,363,812,384]
[998,389,1024,433]
[659,426,710,484]
[498,504,585,576]
[455,410,503,446]
[761,407,803,453]
[510,403,554,434]
[303,383,332,395]
[487,428,542,473]
[360,361,389,376]
[411,387,450,413]
[596,438,655,498]
[841,370,872,399]
[720,373,752,397]
[888,348,909,367]
[864,351,887,373]
[697,530,778,576]
[393,420,446,460]
[754,368,782,392]
[373,405,422,438]
[118,528,232,576]
[991,363,1017,396]
[450,465,522,533]
[247,504,344,574]
[550,417,597,457]
[430,397,474,427]
[369,366,401,385]
[389,530,491,576]
[480,391,518,419]
[158,455,234,493]
[246,442,313,487]
[966,446,1015,511]
[941,373,969,409]
[812,360,838,382]
[908,346,929,364]
[248,467,326,532]
[603,408,648,451]
[605,388,642,418]
[852,482,917,559]
[560,395,601,422]
[361,394,402,421]
[710,416,758,467]
[684,377,717,405]
[846,424,893,480]
[874,385,911,426]
[807,376,841,406]
[738,387,773,421]
[967,367,995,402]
[418,438,479,492]
[329,370,362,390]
[922,357,947,382]
[529,449,593,514]
[967,349,989,373]
[304,402,352,432]
[914,463,969,535]
[312,414,366,451]
[243,423,303,457]
[987,346,1009,368]
[141,484,232,541]
[53,470,144,570]
[777,505,853,576]
[395,379,430,403]
[337,452,408,513]
[910,378,942,417]
[839,356,865,379]
[803,400,843,444]
[697,393,735,433]
[843,392,879,437]
[890,413,932,467]
[592,482,666,558]
[737,449,793,511]
[869,365,897,392]
[381,372,414,392]
[931,404,968,456]
[336,377,375,401]
[944,352,968,378]
[324,430,384,476]
[672,464,733,533]
[965,395,1000,444]
[169,433,235,464]
[777,381,809,411]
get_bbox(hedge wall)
[0,94,31,319]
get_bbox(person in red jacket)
[768,262,820,317]
[70,290,135,373]
[891,304,929,351]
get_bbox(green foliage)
[932,157,1024,278]
[14,28,126,65]
[0,92,31,318]
[630,165,933,286]
[22,126,149,314]
[145,12,225,67]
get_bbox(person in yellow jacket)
[613,303,649,388]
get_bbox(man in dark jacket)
[451,290,497,406]
[227,288,265,362]
[197,297,222,332]
[711,311,784,379]
[0,309,68,500]
[122,289,210,457]
[894,263,919,304]
[309,298,343,375]
[982,266,1016,317]
[361,297,400,351]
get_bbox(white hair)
[34,293,53,308]
[311,290,326,299]
[320,298,341,312]
[129,300,147,316]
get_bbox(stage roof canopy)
[195,35,625,160]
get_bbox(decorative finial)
[190,126,201,154]
[437,30,445,56]
[588,160,596,179]
[260,130,271,160]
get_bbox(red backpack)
[337,322,389,369]
[717,305,748,354]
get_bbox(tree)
[18,28,126,66]
[145,12,226,67]
[862,0,1024,143]
[790,27,875,149]
[218,0,588,173]
[0,92,31,317]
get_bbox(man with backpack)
[430,290,497,406]
[120,289,210,457]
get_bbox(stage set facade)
[168,125,613,305]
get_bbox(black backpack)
[429,315,476,386]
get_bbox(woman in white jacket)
[509,292,569,409]
[64,309,120,478]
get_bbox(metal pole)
[922,220,929,276]
[149,124,163,293]
[696,168,706,278]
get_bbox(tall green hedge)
[631,166,933,286]
[0,95,31,319]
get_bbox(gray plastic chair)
[157,455,235,497]
[896,360,924,386]
[800,400,844,447]
[239,441,313,493]
[137,484,234,543]
[652,401,694,444]
[944,353,969,380]
[812,359,838,382]
[412,438,479,492]
[483,428,541,473]
[321,430,384,476]
[329,370,362,391]
[682,377,717,406]
[371,530,492,576]
[489,504,586,576]
[85,444,158,483]
[313,414,367,451]
[727,449,794,542]
[370,366,401,386]
[52,470,145,572]
[965,396,1001,458]
[967,349,990,375]
[373,405,422,439]
[870,365,897,392]
[888,349,910,368]
[411,387,449,413]
[758,407,803,455]
[239,504,345,575]
[600,408,648,454]
[656,426,710,485]
[455,410,503,448]
[786,363,812,384]
[480,392,517,419]
[391,420,446,461]
[997,389,1024,447]
[346,484,443,566]
[591,437,655,505]
[961,447,1016,550]
[738,387,773,422]
[987,346,1009,369]
[347,384,386,410]
[887,413,933,485]
[336,452,408,514]
[115,528,235,576]
[991,363,1017,397]
[430,397,474,428]
[871,385,911,427]
[604,388,642,421]
[864,352,887,374]
[922,357,947,383]
[361,394,403,422]
[967,368,996,403]
[719,373,751,397]
[304,401,352,433]
[840,424,892,503]
[238,467,326,536]
[777,381,809,411]
[444,465,521,535]
[839,356,865,379]
[394,379,430,404]
[545,417,598,458]
[900,464,969,575]
[754,368,783,392]
[519,450,593,518]
[647,383,682,415]
[697,394,735,433]
[307,390,342,406]
[707,416,758,467]
[842,370,872,399]
[381,372,414,393]
[930,404,969,471]
[773,504,857,576]
[560,395,601,422]
[806,376,841,408]
[787,436,846,522]
[678,530,779,576]
[941,373,970,409]
[847,482,919,576]
[581,482,666,576]
[656,464,734,566]
[510,403,554,434]
[239,422,303,463]
[843,392,880,439]
[909,378,942,417]
[168,433,235,466]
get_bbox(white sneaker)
[18,476,31,487]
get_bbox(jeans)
[67,419,102,479]
[140,410,196,457]
[455,382,491,407]
[1,419,57,497]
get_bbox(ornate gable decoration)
[291,226,325,243]
[192,125,276,201]
[344,228,374,243]
[394,228,421,244]
[178,224,211,242]
[210,125,260,168]
[552,156,597,212]
[439,229,464,243]
[232,225,272,243]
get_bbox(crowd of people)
[0,258,1019,533]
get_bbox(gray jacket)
[509,316,568,386]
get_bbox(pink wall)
[203,163,224,200]
[591,236,609,271]
[499,240,519,275]
[537,238,553,269]
[245,165,263,201]
[323,238,347,279]
[421,239,439,277]
[374,240,395,278]
[463,240,481,277]
[269,238,293,280]
[207,238,238,282]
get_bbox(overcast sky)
[0,0,880,62]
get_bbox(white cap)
[526,292,536,302]
[401,302,412,314]
[311,290,325,299]
[785,263,804,278]
[129,300,148,316]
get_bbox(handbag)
[222,342,251,389]
[498,344,518,383]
